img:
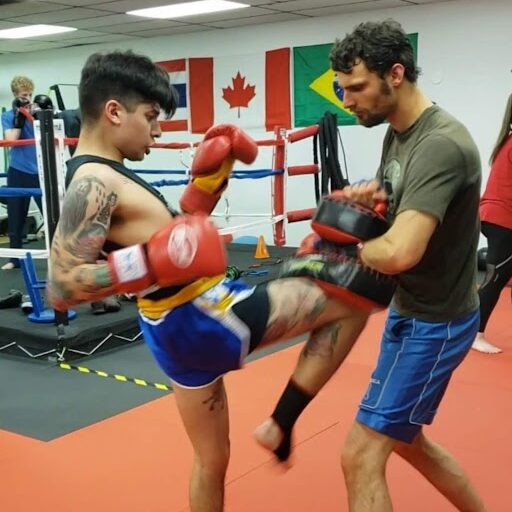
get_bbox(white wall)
[1,0,510,246]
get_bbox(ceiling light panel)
[128,1,249,19]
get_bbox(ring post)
[272,127,286,246]
[34,109,71,357]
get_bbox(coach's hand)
[342,179,388,210]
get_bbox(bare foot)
[253,417,283,452]
[472,337,502,354]
[254,418,293,468]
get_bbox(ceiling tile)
[92,19,188,34]
[36,29,122,40]
[35,0,114,5]
[239,1,285,4]
[0,1,63,17]
[5,8,114,24]
[296,0,409,16]
[403,0,456,3]
[0,39,65,53]
[129,24,216,37]
[267,0,370,10]
[56,13,184,30]
[0,20,26,30]
[52,13,141,29]
[56,33,142,45]
[0,0,464,55]
[208,11,307,28]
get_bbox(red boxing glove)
[108,214,227,294]
[297,233,321,257]
[179,124,258,215]
[201,123,258,166]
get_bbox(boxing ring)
[0,114,324,362]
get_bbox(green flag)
[293,43,355,128]
[293,34,419,127]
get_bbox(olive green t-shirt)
[377,105,481,321]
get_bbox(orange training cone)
[254,235,270,259]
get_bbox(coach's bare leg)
[342,422,394,512]
[394,432,487,511]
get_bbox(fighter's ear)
[104,99,123,125]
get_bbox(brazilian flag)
[293,34,418,127]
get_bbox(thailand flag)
[157,58,214,133]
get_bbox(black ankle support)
[271,380,314,461]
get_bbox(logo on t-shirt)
[382,159,401,214]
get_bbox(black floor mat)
[0,334,305,441]
[0,346,168,441]
[0,242,302,441]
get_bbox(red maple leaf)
[222,72,256,118]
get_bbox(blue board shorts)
[139,277,270,388]
[357,307,479,442]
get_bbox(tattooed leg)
[260,278,331,345]
[173,378,230,512]
[255,281,369,462]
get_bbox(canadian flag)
[157,48,291,133]
[214,48,291,131]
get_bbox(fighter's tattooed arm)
[48,175,119,308]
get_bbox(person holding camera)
[1,76,50,270]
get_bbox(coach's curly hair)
[330,19,420,83]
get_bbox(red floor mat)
[2,291,510,511]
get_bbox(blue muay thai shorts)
[138,276,270,388]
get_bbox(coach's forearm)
[359,235,403,275]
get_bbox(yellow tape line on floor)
[59,363,171,392]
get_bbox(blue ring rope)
[148,169,284,187]
[0,187,42,197]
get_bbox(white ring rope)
[0,217,285,259]
[211,213,275,218]
[217,215,285,236]
[0,248,49,259]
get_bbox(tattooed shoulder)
[56,174,118,262]
[60,175,118,237]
